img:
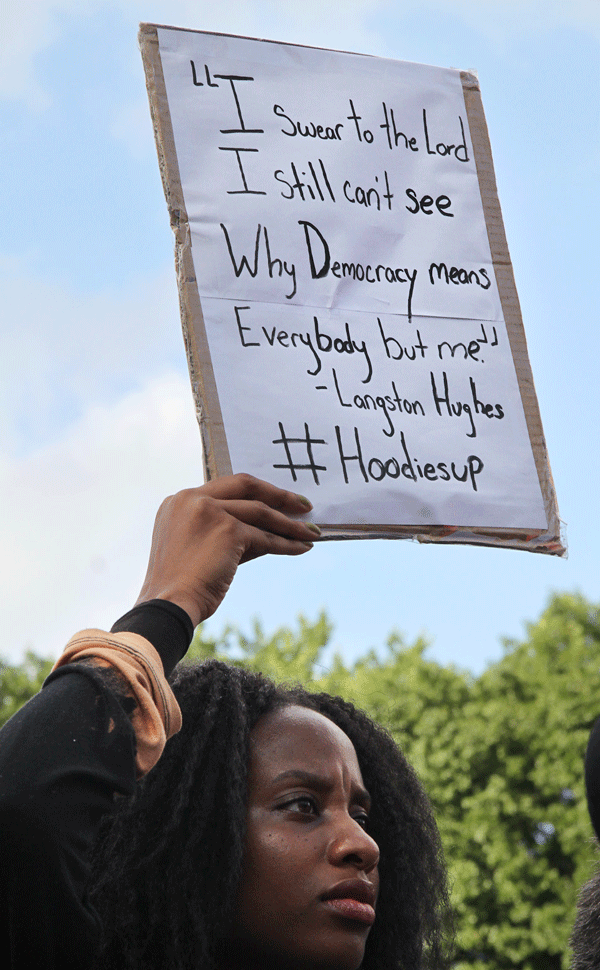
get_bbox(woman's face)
[227,704,380,970]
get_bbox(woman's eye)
[282,796,317,815]
[278,798,369,827]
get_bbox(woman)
[570,723,600,968]
[0,475,451,970]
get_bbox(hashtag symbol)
[272,422,327,485]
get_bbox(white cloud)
[122,0,388,51]
[0,257,185,456]
[0,371,204,663]
[0,252,202,663]
[0,1,110,109]
[0,0,386,109]
[419,0,600,43]
[3,0,597,116]
[0,1,59,109]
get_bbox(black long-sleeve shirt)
[0,600,193,969]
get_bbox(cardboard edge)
[139,23,232,479]
[460,70,565,556]
[137,27,565,555]
[316,522,565,555]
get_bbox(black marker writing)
[272,422,327,484]
[234,305,257,346]
[298,220,417,320]
[380,102,419,151]
[347,99,374,143]
[343,171,393,211]
[422,109,469,161]
[190,62,218,87]
[273,104,344,140]
[219,147,266,195]
[429,262,491,289]
[335,426,484,490]
[437,324,498,363]
[430,371,504,438]
[220,223,296,298]
[332,368,425,437]
[378,319,428,360]
[274,159,336,202]
[213,73,264,133]
[405,187,453,216]
[234,308,372,382]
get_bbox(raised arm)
[0,475,315,968]
[134,474,317,626]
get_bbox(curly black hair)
[571,865,600,969]
[90,660,452,970]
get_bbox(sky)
[1,0,599,672]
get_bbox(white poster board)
[140,23,564,554]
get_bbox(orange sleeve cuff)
[53,629,182,777]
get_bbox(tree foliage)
[2,593,599,968]
[0,650,53,728]
[187,593,600,970]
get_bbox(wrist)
[134,591,203,630]
[112,599,194,677]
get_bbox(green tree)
[3,593,599,968]
[189,593,600,970]
[431,592,599,970]
[0,650,53,728]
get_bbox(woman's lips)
[322,898,376,925]
[320,878,377,925]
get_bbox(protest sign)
[140,23,563,553]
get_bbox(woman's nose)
[326,814,380,872]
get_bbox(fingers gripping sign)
[135,474,318,627]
